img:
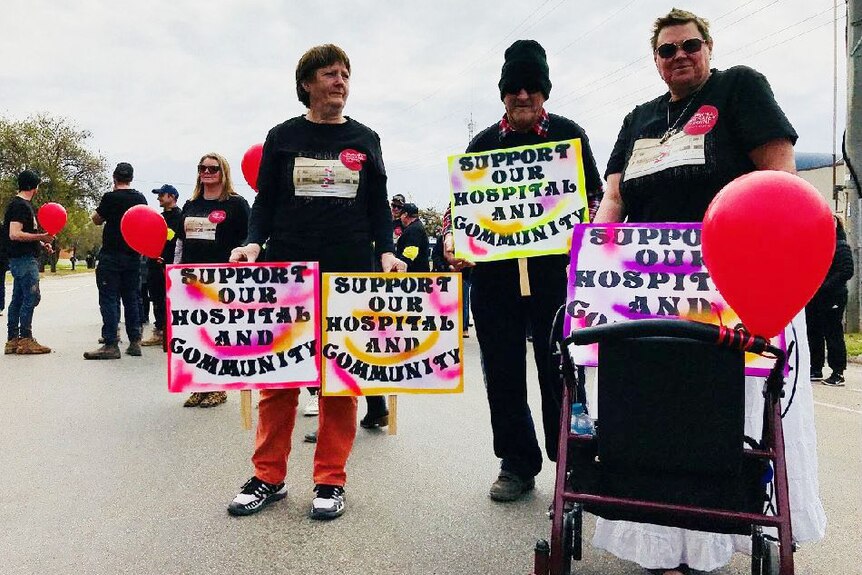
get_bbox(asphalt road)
[0,272,858,575]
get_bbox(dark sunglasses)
[197,164,221,174]
[502,80,543,95]
[655,38,705,59]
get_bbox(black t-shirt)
[96,189,148,255]
[3,196,39,258]
[248,116,394,257]
[396,219,430,272]
[179,195,250,264]
[606,66,798,222]
[159,207,184,263]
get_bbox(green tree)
[61,207,102,258]
[419,206,444,237]
[0,113,109,271]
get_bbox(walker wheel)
[561,504,582,575]
[762,540,780,575]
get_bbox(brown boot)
[141,330,164,347]
[126,340,142,356]
[16,337,52,355]
[183,392,205,407]
[199,391,227,408]
[5,338,21,355]
[83,343,121,360]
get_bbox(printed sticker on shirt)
[184,216,217,241]
[683,105,719,136]
[623,132,705,182]
[293,157,360,198]
[339,149,367,171]
[208,210,227,224]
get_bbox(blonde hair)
[834,213,846,232]
[192,152,237,201]
[651,8,712,51]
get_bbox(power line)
[554,2,846,114]
[398,1,553,115]
[553,0,639,56]
[715,0,780,31]
[720,3,847,58]
[712,0,768,21]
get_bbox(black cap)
[151,184,179,198]
[113,162,134,182]
[402,202,419,217]
[17,169,41,191]
[498,39,551,100]
[391,194,405,207]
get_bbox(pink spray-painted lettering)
[208,210,227,224]
[683,105,719,136]
[339,149,367,171]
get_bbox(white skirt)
[591,313,827,571]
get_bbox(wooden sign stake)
[240,390,253,430]
[387,394,398,435]
[518,258,531,296]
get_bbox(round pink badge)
[684,105,719,136]
[208,210,227,224]
[339,149,367,171]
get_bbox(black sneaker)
[227,476,287,516]
[810,370,823,381]
[823,372,845,387]
[309,484,345,520]
[359,411,389,429]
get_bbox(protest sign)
[565,223,783,376]
[166,262,320,392]
[448,139,589,262]
[321,273,464,395]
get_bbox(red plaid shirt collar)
[499,108,549,138]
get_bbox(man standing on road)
[3,170,54,355]
[395,203,429,272]
[84,162,147,360]
[442,40,603,502]
[141,184,183,349]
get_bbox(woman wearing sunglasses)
[175,152,250,408]
[592,8,824,575]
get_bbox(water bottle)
[570,402,595,436]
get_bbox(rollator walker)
[532,318,796,575]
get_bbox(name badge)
[623,132,705,182]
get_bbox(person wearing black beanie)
[441,39,604,503]
[498,39,552,101]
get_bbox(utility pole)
[847,0,862,330]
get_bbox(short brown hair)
[295,44,351,107]
[651,8,712,51]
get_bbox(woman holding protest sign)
[174,152,250,409]
[227,44,405,521]
[592,8,824,575]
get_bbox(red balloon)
[702,170,835,337]
[121,205,168,259]
[37,202,67,235]
[241,143,264,191]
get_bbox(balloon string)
[712,303,755,351]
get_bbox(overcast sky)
[1,0,849,211]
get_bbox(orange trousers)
[252,388,358,487]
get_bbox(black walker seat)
[531,319,795,575]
